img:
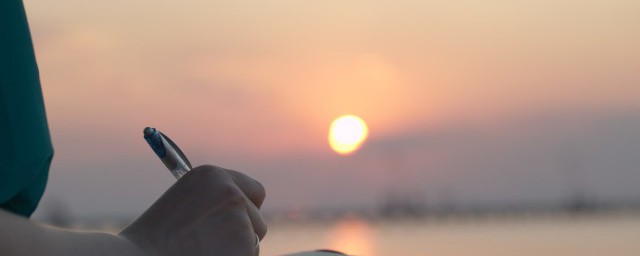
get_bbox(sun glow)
[328,115,369,155]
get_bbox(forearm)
[0,210,147,256]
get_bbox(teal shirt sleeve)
[0,0,54,217]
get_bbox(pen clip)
[159,131,193,169]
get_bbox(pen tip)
[143,127,156,137]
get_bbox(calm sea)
[260,213,640,256]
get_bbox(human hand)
[119,165,267,256]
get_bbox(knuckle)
[254,180,266,201]
[226,169,266,204]
[179,165,241,198]
[218,183,246,207]
[192,165,226,178]
[182,165,229,187]
[261,223,268,238]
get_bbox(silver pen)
[143,127,192,179]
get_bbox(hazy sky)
[22,0,640,218]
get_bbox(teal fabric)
[0,0,54,217]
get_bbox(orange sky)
[23,0,640,217]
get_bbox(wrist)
[41,225,150,256]
[112,232,153,256]
[119,227,160,256]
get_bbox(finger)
[188,165,266,208]
[205,205,257,256]
[245,199,268,240]
[255,243,260,256]
[223,168,266,208]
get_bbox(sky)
[22,0,640,218]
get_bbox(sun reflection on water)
[329,218,375,256]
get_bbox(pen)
[143,127,192,179]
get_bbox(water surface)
[261,214,640,256]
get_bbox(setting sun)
[328,115,369,155]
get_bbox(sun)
[328,115,369,155]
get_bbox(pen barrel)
[159,135,191,179]
[160,157,190,179]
